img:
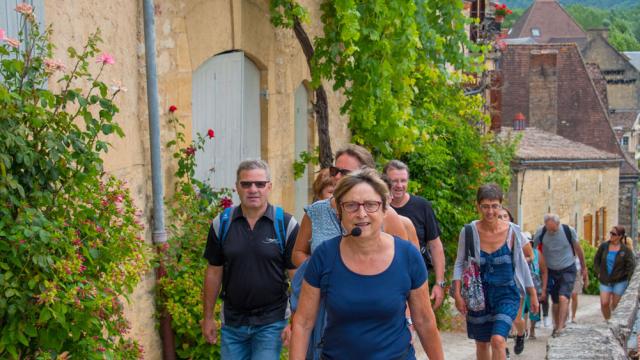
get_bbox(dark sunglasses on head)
[239,181,269,189]
[610,231,619,236]
[329,166,351,177]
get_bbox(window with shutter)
[192,51,262,200]
[0,0,45,39]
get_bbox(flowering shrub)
[157,110,232,359]
[0,8,149,359]
[494,3,513,17]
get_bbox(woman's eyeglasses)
[341,201,382,213]
[329,166,351,177]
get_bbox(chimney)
[514,112,526,130]
[588,28,609,40]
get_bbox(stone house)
[497,43,639,245]
[1,0,350,357]
[503,127,621,243]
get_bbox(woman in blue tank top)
[290,169,444,360]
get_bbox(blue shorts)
[599,281,629,296]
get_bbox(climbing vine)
[271,0,518,266]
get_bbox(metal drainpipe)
[142,0,175,359]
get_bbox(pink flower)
[6,38,20,48]
[15,3,33,15]
[207,129,215,138]
[0,29,5,42]
[96,53,115,65]
[168,105,177,113]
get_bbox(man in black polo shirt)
[202,160,299,359]
[384,160,446,309]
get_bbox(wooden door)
[583,214,593,246]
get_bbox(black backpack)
[539,224,575,256]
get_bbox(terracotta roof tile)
[610,110,640,129]
[508,0,586,44]
[500,127,620,161]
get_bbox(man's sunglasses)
[329,166,351,177]
[239,181,270,189]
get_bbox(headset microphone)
[350,227,362,237]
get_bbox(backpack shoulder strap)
[562,224,576,256]
[217,206,235,245]
[464,224,474,258]
[539,226,547,246]
[274,206,286,253]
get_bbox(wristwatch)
[436,281,446,288]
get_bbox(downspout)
[142,0,175,359]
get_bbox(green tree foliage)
[0,11,149,360]
[157,114,232,359]
[507,2,640,52]
[271,0,519,266]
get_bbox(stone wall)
[619,180,639,247]
[547,258,640,359]
[43,0,350,358]
[508,166,619,239]
[582,30,640,110]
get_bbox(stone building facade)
[503,128,621,243]
[499,43,639,245]
[582,29,640,111]
[1,0,351,357]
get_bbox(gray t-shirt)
[533,224,578,271]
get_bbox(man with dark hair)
[384,160,446,309]
[201,160,299,359]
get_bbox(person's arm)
[292,214,312,268]
[408,282,444,360]
[289,281,321,360]
[538,249,548,300]
[202,265,223,344]
[383,207,410,242]
[573,238,588,281]
[625,247,636,281]
[452,228,467,315]
[593,244,604,278]
[428,237,446,310]
[522,242,534,263]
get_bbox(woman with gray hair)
[453,183,538,360]
[290,169,443,359]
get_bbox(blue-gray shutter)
[0,0,45,38]
[294,84,310,220]
[192,51,261,198]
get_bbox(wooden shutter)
[584,214,593,246]
[294,84,310,220]
[192,51,261,195]
[0,0,45,38]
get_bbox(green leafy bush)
[0,9,149,360]
[157,113,232,359]
[581,240,599,295]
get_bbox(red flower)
[220,196,233,209]
[207,129,215,138]
[168,105,177,113]
[183,146,196,156]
